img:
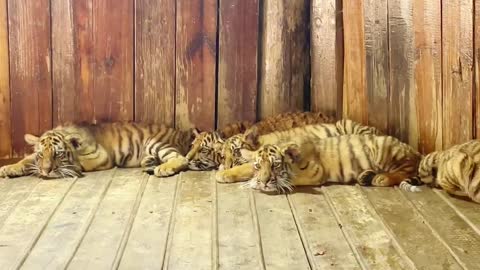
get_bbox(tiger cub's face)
[186,130,224,170]
[24,132,83,179]
[249,144,300,194]
[222,127,260,169]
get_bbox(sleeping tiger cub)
[220,119,382,170]
[0,122,194,179]
[241,135,421,194]
[186,111,333,170]
[417,140,480,203]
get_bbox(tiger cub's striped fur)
[0,122,194,179]
[417,140,480,203]
[186,111,333,170]
[239,135,421,194]
[221,119,382,170]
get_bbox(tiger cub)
[241,135,421,194]
[220,119,382,170]
[417,140,480,203]
[186,111,333,170]
[0,122,194,179]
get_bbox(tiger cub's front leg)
[0,154,36,178]
[216,163,255,183]
[150,146,188,177]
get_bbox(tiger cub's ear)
[65,134,83,150]
[283,144,302,164]
[192,128,201,137]
[24,134,40,145]
[243,126,259,149]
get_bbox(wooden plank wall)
[0,0,479,158]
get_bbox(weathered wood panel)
[434,190,480,234]
[0,179,74,269]
[0,0,10,158]
[52,0,95,125]
[175,0,217,131]
[442,0,474,148]
[8,0,52,156]
[388,0,416,145]
[21,171,115,269]
[135,0,176,126]
[413,0,442,153]
[324,186,411,269]
[216,183,263,269]
[119,175,178,269]
[342,0,367,124]
[0,178,40,228]
[362,187,462,270]
[364,0,389,133]
[68,170,147,269]
[164,172,214,269]
[310,0,343,118]
[475,0,480,138]
[259,0,309,118]
[92,0,134,122]
[288,188,360,269]
[255,193,310,269]
[217,0,259,128]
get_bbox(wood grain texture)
[0,0,10,158]
[52,0,95,125]
[135,0,176,126]
[342,0,367,124]
[388,0,416,145]
[217,0,259,128]
[442,0,474,148]
[413,0,442,153]
[475,0,480,139]
[93,0,134,122]
[364,0,389,133]
[8,0,52,156]
[310,0,343,118]
[259,0,309,118]
[175,0,217,131]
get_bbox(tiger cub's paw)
[215,170,235,183]
[357,170,376,186]
[141,155,159,168]
[153,157,188,178]
[0,164,26,178]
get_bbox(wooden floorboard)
[0,171,479,269]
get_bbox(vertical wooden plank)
[388,0,417,145]
[364,0,389,133]
[164,172,214,270]
[413,0,442,153]
[362,187,462,270]
[119,175,178,269]
[52,0,95,125]
[254,193,310,269]
[0,180,74,269]
[442,0,474,148]
[8,0,52,156]
[0,0,10,158]
[217,183,263,270]
[135,0,176,126]
[259,0,309,118]
[175,0,217,131]
[93,0,134,122]
[342,0,367,124]
[310,0,343,118]
[475,0,480,139]
[68,169,148,269]
[288,188,360,269]
[21,170,115,270]
[217,0,259,128]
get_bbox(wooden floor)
[0,169,479,269]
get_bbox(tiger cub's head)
[248,143,304,194]
[24,131,83,179]
[222,127,260,169]
[186,129,224,170]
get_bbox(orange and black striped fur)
[186,111,334,170]
[220,119,383,170]
[0,122,194,179]
[417,140,480,203]
[217,135,421,193]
